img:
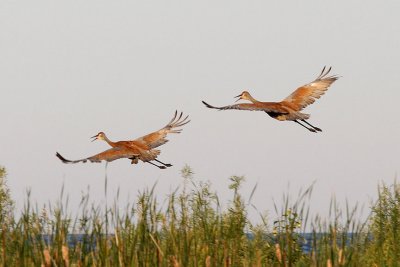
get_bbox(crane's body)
[202,66,339,132]
[56,111,189,169]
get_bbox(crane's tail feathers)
[298,113,310,120]
[140,149,161,162]
[302,113,310,120]
[56,152,87,164]
[152,149,161,156]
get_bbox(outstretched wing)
[133,111,190,149]
[282,66,339,111]
[202,101,287,113]
[56,147,139,164]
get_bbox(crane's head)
[91,132,106,142]
[234,90,252,102]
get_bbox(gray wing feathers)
[134,111,190,149]
[202,101,278,112]
[283,66,339,110]
[56,148,139,164]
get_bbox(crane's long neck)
[247,93,259,103]
[103,135,117,147]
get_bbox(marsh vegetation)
[0,165,399,266]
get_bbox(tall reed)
[0,165,397,266]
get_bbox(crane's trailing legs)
[147,161,167,169]
[154,159,172,167]
[301,119,322,132]
[294,120,317,133]
[129,157,172,169]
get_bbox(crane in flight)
[56,111,190,169]
[202,66,339,132]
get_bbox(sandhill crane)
[202,66,339,132]
[56,111,190,169]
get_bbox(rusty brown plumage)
[134,111,190,149]
[202,66,339,132]
[56,111,190,169]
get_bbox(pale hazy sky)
[1,1,399,220]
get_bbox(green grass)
[0,165,399,266]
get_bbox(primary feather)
[282,66,339,111]
[133,111,190,149]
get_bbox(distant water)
[42,233,352,253]
[246,233,354,253]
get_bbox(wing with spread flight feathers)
[202,101,287,114]
[282,66,339,111]
[56,147,140,164]
[133,111,190,149]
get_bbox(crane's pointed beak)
[234,94,242,103]
[90,135,98,142]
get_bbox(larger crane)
[56,111,190,169]
[202,66,339,132]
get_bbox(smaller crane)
[202,66,339,132]
[56,111,190,169]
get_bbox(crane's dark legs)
[301,119,322,132]
[294,120,317,133]
[154,159,173,167]
[147,161,167,169]
[129,156,172,169]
